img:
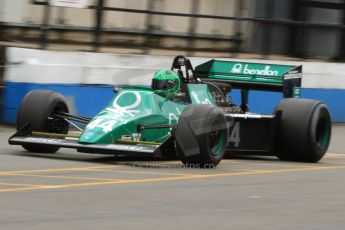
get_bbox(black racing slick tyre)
[17,90,69,153]
[175,104,228,168]
[274,98,331,163]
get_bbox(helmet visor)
[152,79,175,90]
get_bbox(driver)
[151,69,181,99]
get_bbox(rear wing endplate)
[195,60,302,98]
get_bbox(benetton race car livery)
[9,56,331,167]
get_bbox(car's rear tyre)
[274,98,331,163]
[17,90,69,153]
[175,104,228,168]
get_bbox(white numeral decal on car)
[87,118,118,132]
[229,122,240,147]
[86,118,103,129]
[98,120,118,132]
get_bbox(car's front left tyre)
[17,90,69,153]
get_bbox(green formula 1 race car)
[9,56,332,167]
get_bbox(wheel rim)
[316,116,331,149]
[48,102,69,134]
[209,130,224,157]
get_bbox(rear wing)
[194,60,302,98]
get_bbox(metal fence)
[0,0,246,54]
[1,0,345,59]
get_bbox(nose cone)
[79,89,156,144]
[79,129,110,144]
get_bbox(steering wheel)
[170,56,197,83]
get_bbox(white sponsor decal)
[190,90,212,105]
[228,114,262,119]
[284,73,302,80]
[105,144,144,151]
[231,64,243,74]
[169,113,178,126]
[168,107,182,131]
[25,137,64,143]
[121,135,132,141]
[106,91,141,117]
[231,63,279,76]
[132,133,141,141]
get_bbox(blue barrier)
[2,82,114,124]
[231,89,345,122]
[1,82,345,124]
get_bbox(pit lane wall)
[1,47,345,124]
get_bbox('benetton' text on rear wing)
[195,60,302,98]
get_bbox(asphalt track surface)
[0,124,344,230]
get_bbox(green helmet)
[151,69,181,98]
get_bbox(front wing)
[9,136,160,156]
[8,125,171,157]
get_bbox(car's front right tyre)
[175,104,228,168]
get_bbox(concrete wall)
[250,0,343,57]
[1,47,345,124]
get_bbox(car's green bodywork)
[79,84,215,145]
